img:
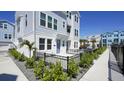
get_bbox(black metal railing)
[36,52,80,71]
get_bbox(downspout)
[33,11,36,58]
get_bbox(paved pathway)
[0,46,28,81]
[80,49,109,81]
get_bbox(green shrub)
[68,59,79,78]
[9,48,21,60]
[34,59,45,79]
[18,53,26,62]
[79,52,94,68]
[25,58,35,68]
[42,62,68,81]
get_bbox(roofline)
[0,20,15,26]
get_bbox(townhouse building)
[101,31,124,46]
[14,11,80,57]
[0,20,14,45]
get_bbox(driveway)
[0,46,28,81]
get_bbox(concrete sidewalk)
[80,49,109,81]
[0,46,28,81]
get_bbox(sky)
[1,11,124,37]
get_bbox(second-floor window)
[75,29,78,36]
[63,22,65,28]
[25,14,27,27]
[54,19,57,30]
[48,16,52,28]
[4,24,7,29]
[40,12,46,27]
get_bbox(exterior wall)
[0,21,14,43]
[101,31,124,46]
[15,11,80,56]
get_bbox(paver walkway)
[0,46,28,81]
[80,49,109,81]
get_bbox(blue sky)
[1,11,124,37]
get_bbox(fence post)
[44,53,46,65]
[67,56,69,73]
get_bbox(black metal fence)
[111,44,124,73]
[36,52,80,71]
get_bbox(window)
[4,24,7,29]
[75,15,76,21]
[54,19,57,30]
[0,23,3,28]
[77,17,78,23]
[9,34,11,39]
[74,42,78,48]
[40,12,46,26]
[39,38,45,50]
[77,30,78,36]
[75,29,78,36]
[62,41,65,47]
[47,39,52,50]
[4,34,7,39]
[63,22,65,28]
[48,16,52,28]
[25,14,27,27]
[66,11,69,17]
[67,26,71,33]
[75,29,77,36]
[69,12,71,19]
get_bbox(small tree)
[20,40,35,57]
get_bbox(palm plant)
[20,40,35,57]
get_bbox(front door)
[56,39,61,53]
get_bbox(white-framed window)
[62,41,65,47]
[4,24,7,29]
[74,42,78,48]
[40,12,46,27]
[77,17,78,23]
[9,34,12,39]
[4,34,7,39]
[54,19,57,30]
[75,29,77,36]
[47,39,52,50]
[77,30,78,36]
[63,21,65,28]
[75,15,76,21]
[75,29,78,36]
[69,12,71,19]
[25,14,27,27]
[39,38,45,50]
[48,16,52,28]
